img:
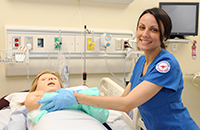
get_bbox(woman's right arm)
[74,81,162,113]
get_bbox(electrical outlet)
[12,36,21,49]
[25,36,33,50]
[115,38,122,50]
[172,43,177,51]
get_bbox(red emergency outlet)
[13,36,21,49]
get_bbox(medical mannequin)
[25,90,45,111]
[39,8,200,130]
[24,70,108,124]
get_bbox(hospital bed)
[0,77,146,130]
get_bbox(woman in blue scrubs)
[39,7,200,130]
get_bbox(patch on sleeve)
[156,61,170,73]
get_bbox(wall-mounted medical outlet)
[115,38,122,50]
[37,38,44,48]
[54,37,62,50]
[87,38,95,50]
[25,36,33,50]
[101,33,111,48]
[5,25,134,76]
[12,36,21,49]
[122,38,129,50]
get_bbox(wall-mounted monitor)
[159,2,199,39]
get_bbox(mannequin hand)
[38,88,78,112]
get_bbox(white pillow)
[5,92,29,103]
[4,92,29,114]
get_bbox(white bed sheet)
[0,108,133,130]
[0,108,10,129]
[34,110,107,130]
[108,119,133,130]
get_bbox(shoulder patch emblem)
[156,61,170,73]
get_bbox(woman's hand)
[38,88,78,112]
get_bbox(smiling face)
[35,73,61,92]
[136,13,165,52]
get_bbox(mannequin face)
[25,90,44,111]
[35,73,61,92]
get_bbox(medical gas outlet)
[54,37,62,50]
[87,38,95,50]
[101,33,111,48]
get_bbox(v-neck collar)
[140,49,164,78]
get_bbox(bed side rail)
[99,77,146,130]
[99,77,124,96]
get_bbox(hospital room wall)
[0,0,200,126]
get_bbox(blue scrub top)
[130,49,199,130]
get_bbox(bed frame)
[99,77,146,130]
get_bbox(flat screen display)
[159,2,199,39]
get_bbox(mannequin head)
[24,70,64,111]
[30,70,64,92]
